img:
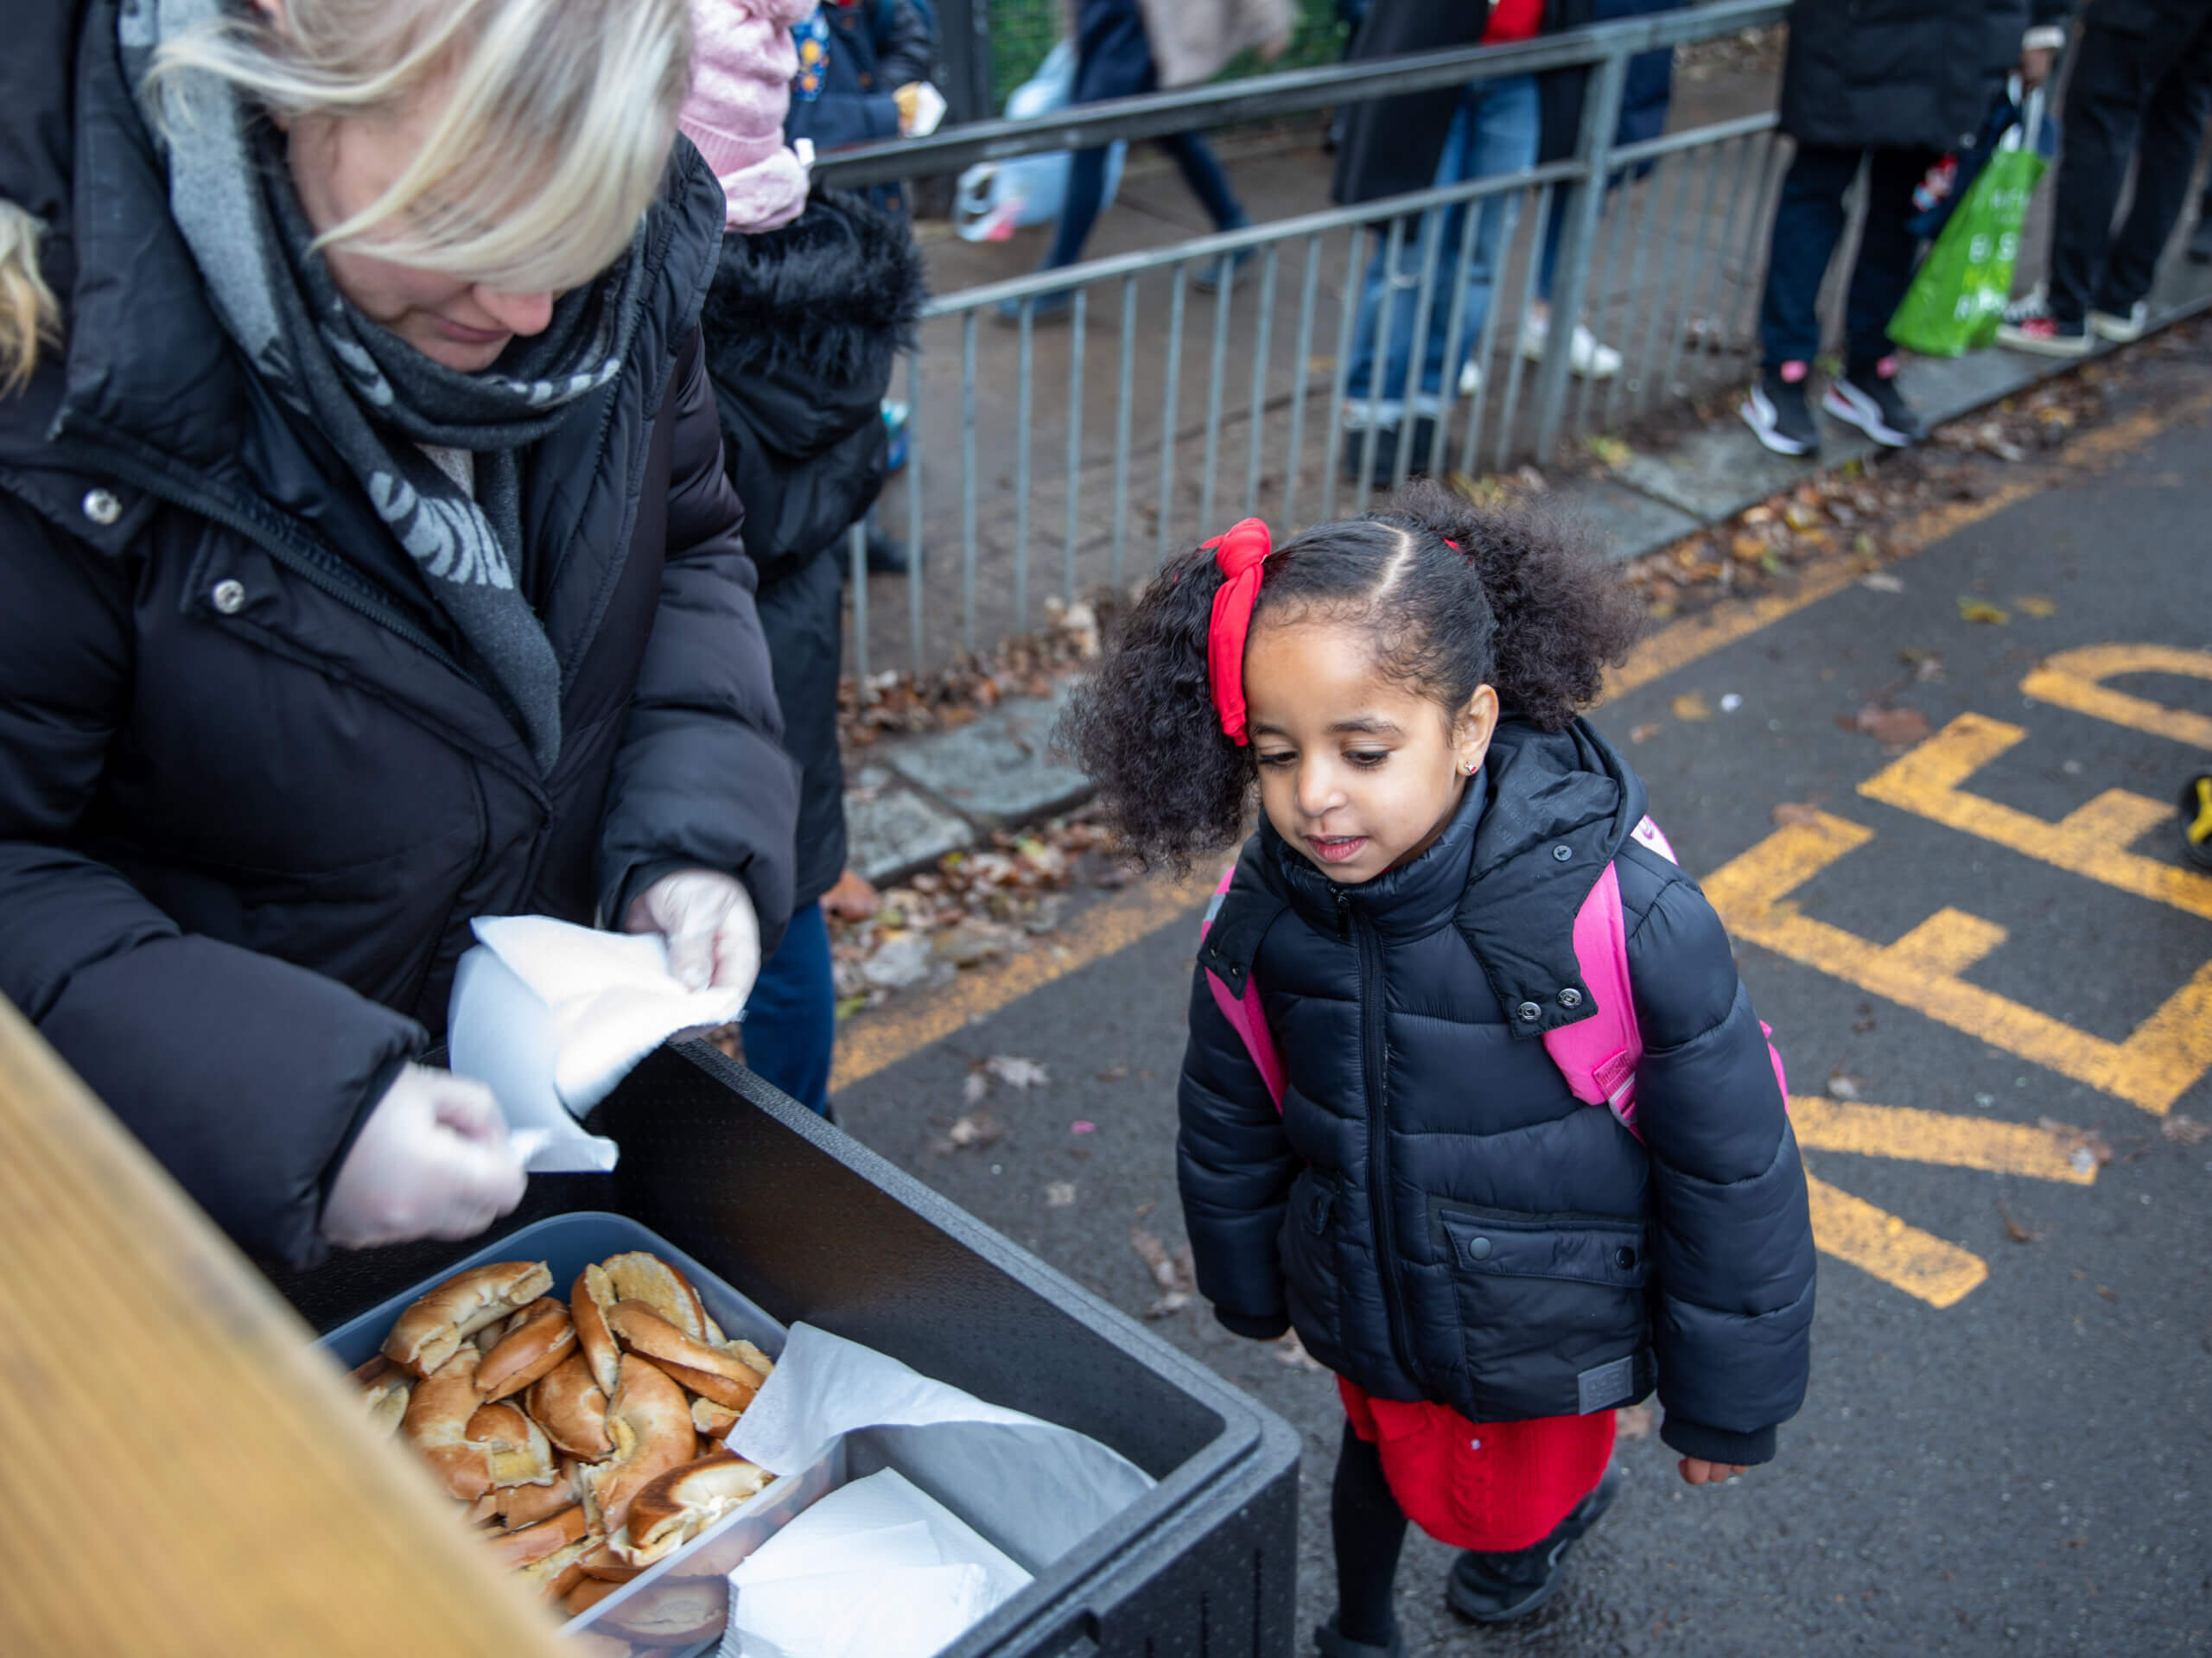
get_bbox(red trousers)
[1338,1377,1615,1553]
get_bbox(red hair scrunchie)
[1203,518,1274,746]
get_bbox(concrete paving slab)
[844,772,976,885]
[1612,417,1838,521]
[1549,473,1705,561]
[881,681,1090,825]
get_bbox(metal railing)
[822,0,1798,679]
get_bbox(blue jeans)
[1344,74,1540,422]
[1757,144,1929,372]
[740,900,834,1115]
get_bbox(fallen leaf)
[1045,1181,1077,1208]
[962,1070,989,1106]
[1854,705,1930,746]
[945,1108,1005,1150]
[1630,722,1664,744]
[986,1055,1051,1089]
[1996,1200,2043,1244]
[1957,597,2011,626]
[2095,1284,2119,1303]
[1772,801,1825,828]
[2161,1114,2210,1146]
[1615,1403,1656,1441]
[1586,435,1632,469]
[1853,1004,1878,1035]
[1131,1229,1197,1318]
[1671,692,1713,721]
[1826,1070,1867,1102]
[1719,692,1745,713]
[2014,594,2058,619]
[1096,1065,1130,1082]
[1730,534,1769,563]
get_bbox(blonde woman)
[0,0,798,1266]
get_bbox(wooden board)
[0,996,566,1655]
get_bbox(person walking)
[1997,0,2212,356]
[0,0,798,1266]
[683,0,928,1116]
[1741,0,2069,458]
[998,0,1289,321]
[1332,0,1541,484]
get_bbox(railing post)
[934,0,995,127]
[1532,47,1629,466]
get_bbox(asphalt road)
[832,354,2212,1656]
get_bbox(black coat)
[1182,721,1815,1465]
[1332,0,1497,206]
[700,190,925,910]
[0,0,798,1267]
[1778,0,2070,152]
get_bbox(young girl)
[1063,483,1815,1655]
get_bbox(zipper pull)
[1333,886,1351,941]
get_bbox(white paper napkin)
[447,914,747,1173]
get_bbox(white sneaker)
[1456,359,1484,397]
[1518,314,1622,379]
[2088,302,2149,342]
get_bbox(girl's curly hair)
[1058,480,1645,869]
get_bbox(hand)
[322,1065,528,1249]
[625,868,761,996]
[2018,47,2054,91]
[1679,1457,1750,1486]
[893,81,922,135]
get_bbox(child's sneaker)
[1996,292,2088,356]
[1445,1466,1621,1623]
[2182,770,2212,872]
[1824,357,1925,448]
[2088,301,2149,343]
[1313,1615,1407,1658]
[1741,365,1819,457]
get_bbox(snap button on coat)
[210,579,245,614]
[1559,987,1582,1008]
[1516,1001,1541,1021]
[1552,844,1573,861]
[1466,1236,1493,1261]
[81,487,121,524]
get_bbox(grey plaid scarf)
[121,0,654,770]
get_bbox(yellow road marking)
[2019,643,2212,752]
[830,868,1217,1093]
[1805,1172,1988,1309]
[1705,810,2212,1114]
[1859,710,2212,921]
[1789,1096,2094,1184]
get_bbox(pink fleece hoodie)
[681,0,818,233]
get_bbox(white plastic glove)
[624,868,761,999]
[322,1064,529,1249]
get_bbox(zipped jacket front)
[1179,719,1815,1466]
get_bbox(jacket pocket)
[1278,1168,1344,1358]
[1433,1204,1652,1420]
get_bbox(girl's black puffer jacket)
[1180,718,1815,1467]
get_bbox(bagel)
[571,1268,623,1398]
[384,1261,553,1377]
[606,1302,763,1412]
[464,1401,557,1490]
[575,1539,648,1584]
[603,1574,727,1647]
[598,1253,708,1342]
[561,1575,626,1617]
[529,1351,614,1460]
[579,1355,697,1534]
[484,1503,589,1572]
[477,1298,576,1401]
[356,1357,414,1440]
[690,1397,740,1439]
[518,1534,599,1602]
[402,1350,495,1500]
[611,1451,772,1566]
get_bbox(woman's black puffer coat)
[1778,0,2069,153]
[700,189,925,910]
[1181,719,1815,1467]
[0,0,797,1267]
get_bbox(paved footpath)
[830,353,2212,1655]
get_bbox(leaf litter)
[1129,1229,1197,1318]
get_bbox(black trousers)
[1759,144,1933,371]
[2047,7,2212,321]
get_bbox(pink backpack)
[1199,818,1786,1140]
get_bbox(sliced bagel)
[579,1355,697,1534]
[611,1451,772,1566]
[530,1351,615,1460]
[485,1503,589,1572]
[571,1267,623,1398]
[465,1401,557,1489]
[598,1252,709,1342]
[402,1349,493,1500]
[385,1261,553,1377]
[477,1298,576,1401]
[606,1301,762,1411]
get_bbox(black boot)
[1313,1614,1407,1658]
[1445,1466,1621,1624]
[863,528,913,575]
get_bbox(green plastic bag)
[1889,128,2048,357]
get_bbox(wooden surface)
[0,997,567,1656]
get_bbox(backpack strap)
[1200,867,1287,1111]
[1543,816,1678,1139]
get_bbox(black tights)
[1332,1423,1410,1648]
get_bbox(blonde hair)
[149,0,693,296]
[0,200,62,395]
